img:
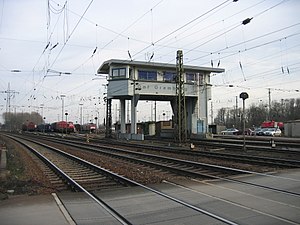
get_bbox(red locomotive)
[51,121,75,133]
[81,123,96,133]
[261,121,284,129]
[22,122,37,132]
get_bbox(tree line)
[1,98,300,132]
[214,98,300,129]
[1,112,44,131]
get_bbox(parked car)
[256,128,269,136]
[221,128,240,135]
[253,127,262,135]
[263,128,282,136]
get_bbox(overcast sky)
[0,0,300,124]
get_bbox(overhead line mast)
[175,50,187,143]
[1,83,19,131]
[1,83,19,115]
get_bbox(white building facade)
[97,59,224,139]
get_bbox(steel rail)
[7,135,132,225]
[193,138,300,154]
[30,134,300,168]
[6,134,240,225]
[104,139,300,167]
[24,134,300,198]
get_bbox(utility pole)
[1,83,19,115]
[60,94,66,121]
[235,96,238,127]
[1,83,19,131]
[175,50,187,143]
[79,103,83,125]
[268,88,271,121]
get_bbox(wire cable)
[131,0,234,59]
[47,0,94,73]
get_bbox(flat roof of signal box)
[97,59,225,74]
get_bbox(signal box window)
[163,72,176,82]
[112,68,126,79]
[138,70,157,81]
[186,73,197,83]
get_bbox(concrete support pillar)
[131,96,137,134]
[120,99,126,133]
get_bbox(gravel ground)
[0,135,57,198]
[0,135,187,197]
[0,134,283,198]
[44,140,187,184]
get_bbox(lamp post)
[94,116,98,134]
[240,92,249,151]
[60,94,66,121]
[43,117,46,133]
[79,103,83,125]
[40,104,44,133]
[65,112,68,135]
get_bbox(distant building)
[97,59,224,140]
[284,120,300,138]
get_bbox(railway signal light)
[240,92,249,151]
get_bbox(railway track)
[39,134,300,168]
[103,139,300,168]
[4,134,244,225]
[144,133,300,154]
[14,134,300,196]
[193,136,300,154]
[16,134,243,180]
[3,133,300,224]
[9,136,133,191]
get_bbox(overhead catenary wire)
[104,0,164,52]
[223,40,300,75]
[149,0,234,56]
[31,0,68,83]
[70,0,164,73]
[184,1,295,64]
[211,66,300,102]
[47,0,94,73]
[154,0,268,58]
[2,0,299,123]
[216,51,299,88]
[154,0,291,64]
[186,29,300,65]
[216,63,300,92]
[131,0,235,60]
[137,0,289,64]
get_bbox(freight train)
[37,123,52,132]
[22,121,75,133]
[74,123,96,133]
[21,121,98,134]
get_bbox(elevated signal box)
[97,59,224,140]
